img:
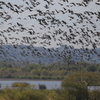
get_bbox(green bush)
[61,72,100,100]
[88,91,100,100]
[1,88,46,100]
[12,82,30,89]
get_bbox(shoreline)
[0,78,62,81]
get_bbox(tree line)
[0,60,100,80]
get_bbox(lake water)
[0,80,62,90]
[0,80,99,90]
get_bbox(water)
[0,80,100,91]
[88,86,100,91]
[0,80,62,90]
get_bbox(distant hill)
[0,45,100,64]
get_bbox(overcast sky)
[0,0,100,48]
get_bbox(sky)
[0,0,100,49]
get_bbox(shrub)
[12,82,30,89]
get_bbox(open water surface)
[0,80,99,90]
[0,80,62,90]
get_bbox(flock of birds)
[0,0,100,64]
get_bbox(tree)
[62,55,74,66]
[86,65,96,72]
[12,82,31,90]
[30,69,41,76]
[61,72,100,100]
